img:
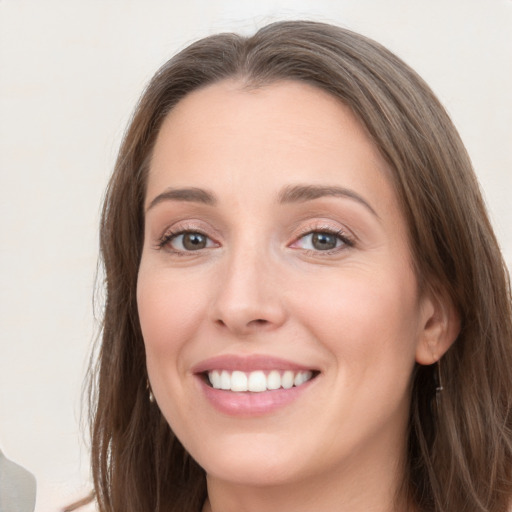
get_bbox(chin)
[188,433,311,487]
[203,458,300,487]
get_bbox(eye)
[292,230,353,252]
[160,230,216,252]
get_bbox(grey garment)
[0,450,36,512]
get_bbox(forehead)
[155,80,379,156]
[148,79,392,196]
[161,79,359,135]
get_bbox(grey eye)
[291,228,352,253]
[311,232,339,250]
[294,231,343,251]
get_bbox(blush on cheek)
[137,276,207,358]
[303,273,418,361]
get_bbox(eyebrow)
[146,183,378,218]
[146,187,217,211]
[278,184,379,218]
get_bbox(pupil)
[312,232,337,250]
[183,233,206,250]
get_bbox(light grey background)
[1,1,510,510]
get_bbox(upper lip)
[192,354,318,374]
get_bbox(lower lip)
[198,376,315,416]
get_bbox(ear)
[415,287,461,365]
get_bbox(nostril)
[214,317,270,332]
[214,312,281,335]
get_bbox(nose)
[210,244,287,336]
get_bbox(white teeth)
[210,370,221,389]
[281,370,294,389]
[207,369,314,392]
[230,371,248,392]
[294,371,311,386]
[220,370,231,390]
[248,371,267,392]
[267,370,281,390]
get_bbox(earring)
[146,380,155,403]
[434,359,443,410]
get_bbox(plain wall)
[0,1,510,510]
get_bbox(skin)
[137,80,457,512]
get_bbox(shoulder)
[0,450,37,512]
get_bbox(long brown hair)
[84,21,512,512]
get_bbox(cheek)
[292,265,421,374]
[136,267,209,366]
[137,265,214,428]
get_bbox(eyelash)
[157,228,214,253]
[291,227,355,254]
[156,226,355,255]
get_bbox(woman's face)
[138,80,435,489]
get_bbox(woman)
[84,21,512,512]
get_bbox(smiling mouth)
[205,369,318,393]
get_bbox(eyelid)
[152,218,355,254]
[161,230,216,249]
[155,220,220,252]
[288,222,356,252]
